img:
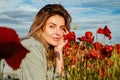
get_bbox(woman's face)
[42,15,65,47]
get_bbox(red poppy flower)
[77,36,87,41]
[97,25,112,40]
[116,44,120,54]
[85,31,93,39]
[117,48,120,54]
[87,37,94,43]
[0,26,29,70]
[104,25,112,40]
[97,28,104,34]
[64,42,71,49]
[90,49,98,59]
[104,45,113,53]
[94,42,102,50]
[64,31,76,42]
[74,45,79,50]
[64,51,70,57]
[70,56,78,65]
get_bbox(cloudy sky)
[0,0,120,44]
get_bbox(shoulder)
[21,37,46,61]
[21,37,42,47]
[21,37,46,52]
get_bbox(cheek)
[61,32,64,36]
[45,29,53,36]
[60,30,64,36]
[43,29,52,38]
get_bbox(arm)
[55,48,64,74]
[54,38,68,75]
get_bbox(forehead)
[46,15,65,25]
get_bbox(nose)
[55,28,61,35]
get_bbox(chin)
[52,44,57,47]
[49,41,59,47]
[51,43,58,47]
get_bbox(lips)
[52,36,61,41]
[53,38,60,41]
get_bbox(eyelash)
[49,25,55,28]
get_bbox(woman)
[15,4,72,80]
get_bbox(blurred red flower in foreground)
[0,26,29,70]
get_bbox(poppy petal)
[0,26,29,70]
[97,28,104,34]
[5,43,29,70]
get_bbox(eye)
[49,25,55,28]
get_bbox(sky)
[0,0,120,44]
